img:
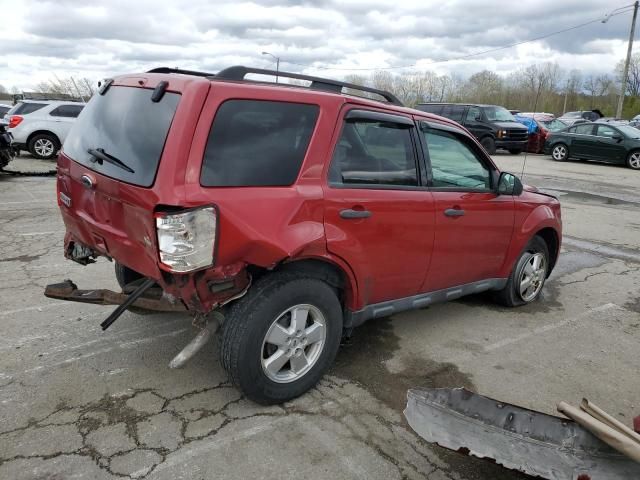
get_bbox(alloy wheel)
[628,152,640,169]
[34,138,55,158]
[552,145,566,161]
[261,304,326,383]
[518,253,547,302]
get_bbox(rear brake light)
[9,115,23,128]
[155,207,217,272]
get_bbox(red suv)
[49,66,562,404]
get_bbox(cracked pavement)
[1,153,639,479]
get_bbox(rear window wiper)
[87,148,135,173]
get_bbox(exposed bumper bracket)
[44,279,187,313]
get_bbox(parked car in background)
[415,103,528,154]
[544,122,640,169]
[594,117,629,125]
[557,110,603,126]
[0,104,12,117]
[48,65,562,404]
[628,119,640,129]
[5,100,85,159]
[515,114,568,154]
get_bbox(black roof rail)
[147,67,216,78]
[216,65,403,106]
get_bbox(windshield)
[617,125,640,138]
[483,106,515,122]
[540,119,567,131]
[63,86,180,187]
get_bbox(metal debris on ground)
[404,387,640,480]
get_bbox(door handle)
[444,208,465,217]
[340,209,372,219]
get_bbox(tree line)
[343,54,640,118]
[3,53,640,117]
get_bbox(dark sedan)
[544,122,640,170]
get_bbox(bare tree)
[616,53,640,97]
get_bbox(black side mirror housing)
[497,172,524,196]
[612,134,623,142]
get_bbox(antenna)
[521,80,544,180]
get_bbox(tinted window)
[329,119,418,187]
[442,105,465,123]
[596,125,616,137]
[539,119,567,131]
[50,104,84,118]
[423,128,491,190]
[63,86,180,187]
[201,100,318,187]
[466,106,481,122]
[0,106,9,116]
[12,102,47,115]
[483,106,515,122]
[574,124,594,135]
[417,104,443,115]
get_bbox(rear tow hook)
[169,312,222,369]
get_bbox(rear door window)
[63,86,180,187]
[465,106,481,123]
[50,104,84,118]
[574,124,594,135]
[442,105,465,123]
[201,100,319,187]
[418,104,444,115]
[328,117,419,187]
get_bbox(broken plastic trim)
[404,388,640,480]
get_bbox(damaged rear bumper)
[44,279,187,312]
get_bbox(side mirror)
[475,116,482,121]
[612,134,623,142]
[497,171,523,196]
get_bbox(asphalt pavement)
[0,152,638,479]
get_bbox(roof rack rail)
[216,65,403,106]
[147,67,216,78]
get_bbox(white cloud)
[0,0,635,90]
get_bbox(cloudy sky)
[0,0,636,90]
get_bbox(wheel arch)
[278,257,358,308]
[534,227,560,276]
[27,130,61,148]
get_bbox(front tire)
[494,236,549,307]
[481,137,497,155]
[115,262,144,290]
[626,150,640,170]
[220,273,343,404]
[551,143,568,162]
[28,133,59,160]
[508,149,523,155]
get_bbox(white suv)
[5,100,85,159]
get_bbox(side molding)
[344,278,507,328]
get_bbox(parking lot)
[0,153,638,479]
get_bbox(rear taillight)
[155,207,217,272]
[8,115,23,129]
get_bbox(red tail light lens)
[8,115,23,129]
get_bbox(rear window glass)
[201,100,319,187]
[63,86,180,187]
[10,102,47,115]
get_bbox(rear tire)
[115,262,144,290]
[551,143,568,162]
[508,149,523,155]
[494,236,550,307]
[220,272,343,405]
[481,137,497,155]
[626,150,640,170]
[28,133,59,160]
